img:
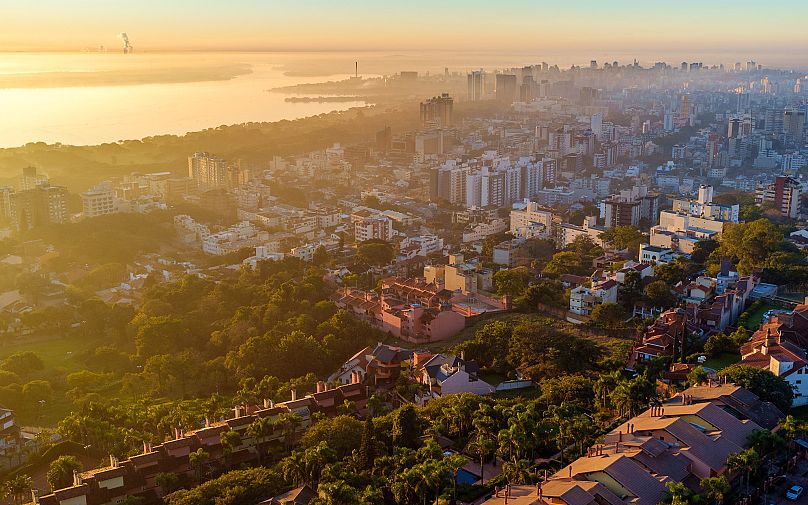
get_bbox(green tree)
[645,280,676,308]
[47,455,82,491]
[356,242,393,266]
[392,405,420,449]
[1,352,44,377]
[599,226,644,254]
[515,279,566,309]
[493,267,531,297]
[700,476,730,505]
[219,429,241,467]
[718,364,793,412]
[312,246,330,267]
[543,251,587,277]
[726,448,759,495]
[246,416,276,464]
[155,472,181,495]
[188,448,209,484]
[2,474,31,505]
[590,303,627,330]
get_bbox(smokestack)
[355,61,358,78]
[118,32,132,54]
[291,388,297,401]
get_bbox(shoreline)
[0,63,253,90]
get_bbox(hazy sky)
[3,0,808,60]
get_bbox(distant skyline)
[3,0,808,66]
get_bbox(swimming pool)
[456,468,480,486]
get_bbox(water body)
[0,52,368,148]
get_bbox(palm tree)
[281,450,307,486]
[366,394,382,417]
[246,416,275,465]
[188,448,209,484]
[276,412,303,451]
[726,448,759,495]
[700,476,730,505]
[466,435,496,483]
[3,474,31,505]
[748,429,785,457]
[502,459,533,484]
[444,453,467,503]
[219,429,241,469]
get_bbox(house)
[628,308,686,368]
[569,279,617,317]
[414,353,495,405]
[740,331,808,406]
[259,485,316,505]
[539,385,780,505]
[36,382,368,505]
[639,244,674,264]
[327,346,373,385]
[738,305,808,407]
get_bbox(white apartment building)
[354,216,393,242]
[650,185,738,254]
[558,216,606,249]
[462,218,507,243]
[202,221,265,256]
[510,201,554,240]
[81,186,116,218]
[398,235,444,260]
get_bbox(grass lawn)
[702,353,740,371]
[741,302,780,331]
[478,371,507,386]
[0,333,93,373]
[0,332,105,427]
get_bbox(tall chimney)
[291,388,297,401]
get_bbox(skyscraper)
[188,152,228,188]
[495,74,517,104]
[784,109,806,144]
[419,93,453,126]
[467,70,484,101]
[9,183,68,231]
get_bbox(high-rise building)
[784,109,806,144]
[10,183,68,231]
[467,70,484,101]
[20,166,48,191]
[603,186,659,229]
[81,185,116,218]
[727,118,741,138]
[188,152,228,188]
[756,176,802,219]
[651,186,738,254]
[590,113,603,137]
[663,113,674,132]
[679,94,690,120]
[419,93,453,126]
[495,74,517,104]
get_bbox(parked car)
[786,485,804,500]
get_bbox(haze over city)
[1,2,808,505]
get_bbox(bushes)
[163,467,284,505]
